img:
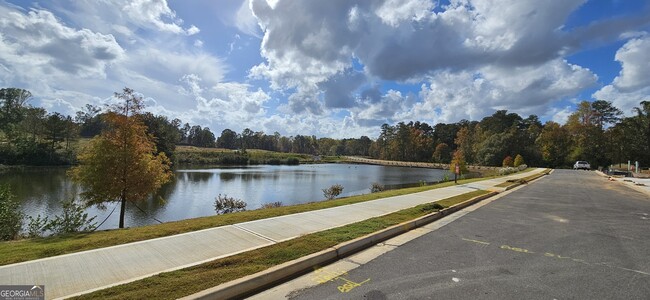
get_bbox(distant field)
[175,146,321,165]
[30,140,338,166]
[175,146,236,153]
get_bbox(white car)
[573,161,590,170]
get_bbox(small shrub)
[502,156,514,167]
[220,155,249,165]
[0,185,23,240]
[370,182,384,193]
[45,200,97,234]
[214,194,247,214]
[498,167,517,176]
[286,157,300,165]
[322,184,344,200]
[261,201,283,209]
[499,164,528,175]
[513,154,525,167]
[26,215,49,238]
[268,159,281,165]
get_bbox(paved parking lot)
[282,170,650,299]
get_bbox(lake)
[0,163,450,230]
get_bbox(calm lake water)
[0,164,449,230]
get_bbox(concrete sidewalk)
[0,168,547,299]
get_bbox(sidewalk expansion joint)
[232,224,278,243]
[341,258,362,266]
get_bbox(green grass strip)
[0,176,496,266]
[73,190,488,300]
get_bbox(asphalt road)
[287,170,650,300]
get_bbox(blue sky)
[1,0,649,138]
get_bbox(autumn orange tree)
[450,150,468,175]
[70,88,172,228]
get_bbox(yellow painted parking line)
[461,238,490,245]
[459,237,649,276]
[500,245,534,254]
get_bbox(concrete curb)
[180,191,498,300]
[502,169,550,191]
[185,249,338,300]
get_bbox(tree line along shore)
[1,87,649,171]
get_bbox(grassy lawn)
[73,190,488,300]
[0,175,499,266]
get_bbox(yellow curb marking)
[312,267,348,284]
[312,266,371,293]
[337,277,371,293]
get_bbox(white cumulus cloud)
[122,0,199,35]
[594,35,650,114]
[248,0,639,126]
[0,1,263,137]
[0,7,124,78]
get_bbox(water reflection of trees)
[183,172,215,183]
[154,176,177,202]
[126,196,167,226]
[219,172,235,181]
[140,172,187,222]
[134,171,217,225]
[238,173,264,181]
[219,172,279,182]
[0,168,81,214]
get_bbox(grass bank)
[73,190,488,300]
[0,175,497,266]
[175,146,326,165]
